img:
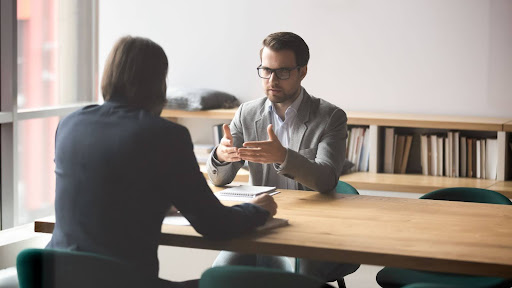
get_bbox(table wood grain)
[35,189,512,278]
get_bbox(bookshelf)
[504,121,512,132]
[160,108,236,121]
[346,111,507,131]
[162,108,512,197]
[162,109,509,130]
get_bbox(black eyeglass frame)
[256,65,301,80]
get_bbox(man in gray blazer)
[207,32,359,284]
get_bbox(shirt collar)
[266,87,304,115]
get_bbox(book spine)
[476,140,481,179]
[454,132,460,177]
[430,135,437,176]
[421,134,429,175]
[384,128,395,173]
[460,136,467,177]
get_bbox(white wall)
[99,0,512,118]
[96,4,512,281]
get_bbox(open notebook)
[218,185,276,198]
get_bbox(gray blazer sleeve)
[206,105,245,186]
[277,108,347,193]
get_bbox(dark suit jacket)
[47,101,269,278]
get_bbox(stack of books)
[383,128,413,174]
[419,132,498,179]
[346,127,371,172]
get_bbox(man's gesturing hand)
[238,124,287,164]
[215,124,241,162]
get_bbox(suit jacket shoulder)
[236,97,267,122]
[296,91,346,125]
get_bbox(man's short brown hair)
[101,36,168,113]
[260,32,310,67]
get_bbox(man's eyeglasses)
[257,65,301,80]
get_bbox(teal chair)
[376,187,512,288]
[295,181,359,288]
[335,180,359,195]
[402,284,470,288]
[200,266,333,288]
[16,248,156,288]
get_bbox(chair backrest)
[402,283,466,288]
[336,181,359,195]
[420,187,512,205]
[16,248,151,288]
[199,266,330,288]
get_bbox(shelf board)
[339,172,505,195]
[161,108,510,131]
[504,121,512,132]
[346,111,509,131]
[487,181,512,198]
[161,108,237,120]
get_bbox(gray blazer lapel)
[289,91,311,151]
[254,105,271,184]
[254,105,270,141]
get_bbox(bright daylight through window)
[0,0,97,229]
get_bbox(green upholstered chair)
[16,248,155,288]
[199,265,333,288]
[294,181,359,288]
[402,283,471,288]
[417,187,511,204]
[376,187,512,288]
[335,180,359,195]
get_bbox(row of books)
[420,132,498,179]
[383,128,413,174]
[346,127,370,172]
[202,125,509,179]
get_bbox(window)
[1,0,98,229]
[17,117,59,224]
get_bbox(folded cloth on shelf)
[166,87,240,111]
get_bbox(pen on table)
[268,191,280,196]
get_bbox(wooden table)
[35,189,512,278]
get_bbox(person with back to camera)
[46,35,278,288]
[207,31,360,285]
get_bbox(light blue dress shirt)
[265,88,304,189]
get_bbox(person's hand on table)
[250,193,277,217]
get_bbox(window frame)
[0,0,99,229]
